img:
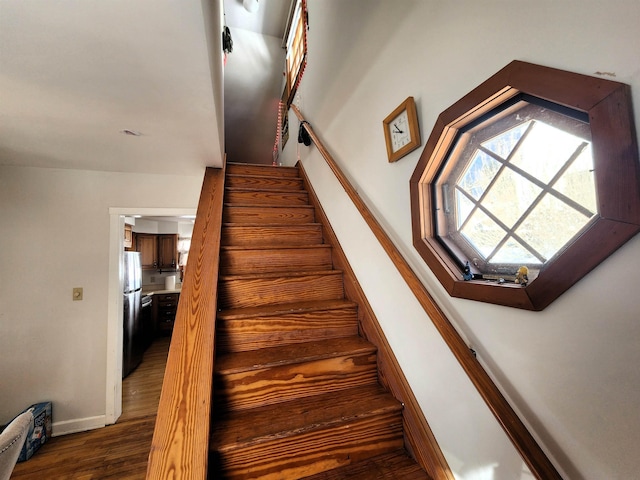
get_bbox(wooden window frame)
[410,60,640,310]
[435,98,595,276]
[284,0,307,107]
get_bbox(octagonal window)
[434,95,598,282]
[410,61,640,310]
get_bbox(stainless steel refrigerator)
[123,251,143,378]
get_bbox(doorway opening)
[107,208,196,424]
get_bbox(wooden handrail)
[291,105,562,480]
[147,165,226,479]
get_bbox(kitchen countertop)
[142,287,182,295]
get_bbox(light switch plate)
[73,287,83,301]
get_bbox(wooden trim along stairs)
[148,166,225,479]
[291,105,563,480]
[209,162,441,479]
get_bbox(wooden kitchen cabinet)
[158,234,178,270]
[136,234,158,270]
[135,233,178,271]
[154,292,180,335]
[124,224,133,249]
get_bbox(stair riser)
[220,247,332,275]
[217,308,358,353]
[225,189,309,206]
[223,206,315,224]
[227,164,300,178]
[215,353,379,411]
[218,273,344,309]
[214,412,404,479]
[226,176,303,191]
[221,225,323,247]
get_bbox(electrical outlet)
[73,287,83,301]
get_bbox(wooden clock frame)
[383,96,421,163]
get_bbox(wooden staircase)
[209,163,431,479]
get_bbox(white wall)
[224,28,286,164]
[0,165,203,433]
[282,1,640,479]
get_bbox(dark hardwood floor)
[11,336,170,479]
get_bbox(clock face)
[389,109,411,152]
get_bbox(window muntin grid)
[285,0,307,105]
[435,99,597,279]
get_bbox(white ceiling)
[0,0,290,175]
[224,0,291,38]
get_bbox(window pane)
[456,188,475,228]
[516,194,592,260]
[457,150,501,200]
[510,121,584,183]
[461,209,507,259]
[435,95,602,278]
[492,237,542,264]
[554,145,597,214]
[481,169,541,229]
[285,0,306,103]
[482,122,530,160]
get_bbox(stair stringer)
[298,161,454,480]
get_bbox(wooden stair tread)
[219,269,342,281]
[221,223,324,246]
[223,204,315,224]
[217,299,357,320]
[224,190,309,206]
[210,164,431,480]
[224,203,313,209]
[218,270,344,309]
[301,450,432,480]
[223,222,321,227]
[226,173,301,181]
[210,385,400,451]
[215,336,376,375]
[220,244,333,275]
[220,244,331,252]
[222,222,322,232]
[225,175,304,191]
[226,163,300,178]
[225,186,307,194]
[221,224,324,247]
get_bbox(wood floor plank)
[11,338,169,479]
[121,337,170,422]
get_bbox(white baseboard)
[52,415,106,437]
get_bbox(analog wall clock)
[383,96,421,162]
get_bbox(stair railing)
[291,105,562,480]
[146,165,226,479]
